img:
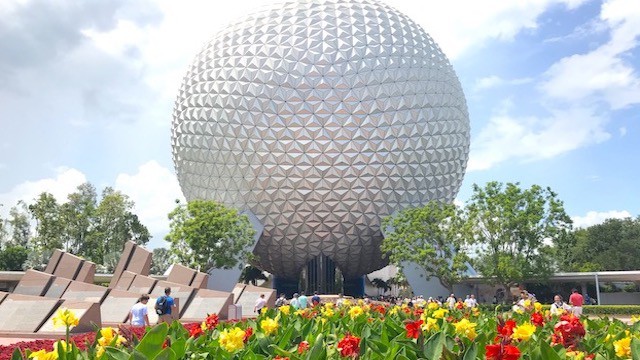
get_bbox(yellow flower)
[98,327,126,347]
[324,302,335,309]
[614,337,631,358]
[566,350,585,359]
[427,302,439,310]
[420,317,439,332]
[512,322,536,341]
[342,299,352,307]
[472,307,480,316]
[357,299,365,306]
[219,327,246,352]
[534,302,542,312]
[389,306,399,315]
[52,308,79,329]
[96,346,106,358]
[523,299,532,308]
[279,305,291,315]
[260,307,268,314]
[631,315,640,324]
[29,349,58,360]
[453,319,477,340]
[432,308,448,319]
[322,306,334,317]
[349,306,364,319]
[260,317,278,335]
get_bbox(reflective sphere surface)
[172,0,470,279]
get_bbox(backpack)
[155,296,168,315]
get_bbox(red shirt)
[569,293,584,306]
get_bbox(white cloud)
[572,210,632,228]
[114,160,185,246]
[541,0,640,109]
[468,106,610,171]
[0,167,87,216]
[470,0,640,171]
[386,0,588,59]
[475,75,533,90]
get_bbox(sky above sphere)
[0,0,638,248]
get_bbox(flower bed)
[7,302,640,359]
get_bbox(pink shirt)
[569,293,584,307]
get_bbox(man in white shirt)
[254,293,267,313]
[446,294,456,309]
[129,294,150,326]
[464,294,478,308]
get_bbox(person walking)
[254,293,267,313]
[311,291,321,306]
[569,288,584,317]
[129,294,150,326]
[298,292,309,309]
[275,293,287,307]
[290,293,300,309]
[156,287,176,324]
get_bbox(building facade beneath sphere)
[171,0,470,294]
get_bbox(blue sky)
[0,0,638,248]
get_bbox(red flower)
[497,319,517,338]
[298,340,310,354]
[553,315,585,349]
[414,308,424,317]
[204,313,219,330]
[188,324,203,338]
[337,333,361,358]
[373,305,386,315]
[244,327,253,343]
[274,356,290,360]
[485,343,521,360]
[456,301,465,310]
[405,319,424,339]
[531,312,545,327]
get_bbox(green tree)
[0,245,29,270]
[240,265,268,286]
[381,201,470,293]
[29,192,63,252]
[150,247,174,275]
[465,182,572,298]
[60,183,97,254]
[166,199,255,271]
[8,201,31,247]
[559,217,640,271]
[86,187,150,269]
[371,278,391,295]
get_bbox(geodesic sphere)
[171,0,470,279]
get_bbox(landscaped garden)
[6,300,640,360]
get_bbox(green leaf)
[104,347,130,360]
[539,341,562,360]
[277,325,294,348]
[10,347,23,360]
[463,343,477,360]
[308,334,326,360]
[632,338,640,360]
[135,323,169,359]
[152,347,176,360]
[423,332,445,360]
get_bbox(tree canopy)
[464,181,572,295]
[166,199,256,271]
[0,182,150,271]
[381,201,470,293]
[557,217,640,271]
